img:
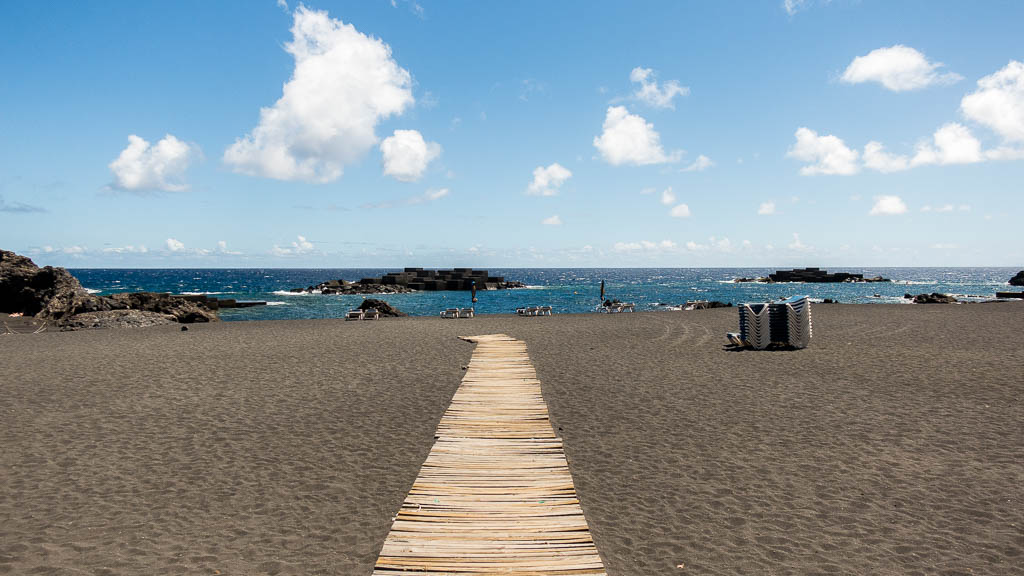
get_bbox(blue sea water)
[68,268,1019,322]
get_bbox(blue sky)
[2,0,1022,267]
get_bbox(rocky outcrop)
[2,249,105,320]
[358,299,406,317]
[61,310,178,330]
[292,268,526,294]
[1010,271,1024,286]
[1,249,218,327]
[106,292,218,323]
[912,293,958,304]
[294,279,415,295]
[766,268,890,283]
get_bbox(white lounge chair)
[458,307,474,318]
[362,308,380,320]
[440,308,460,319]
[345,309,364,321]
[538,305,552,316]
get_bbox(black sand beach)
[2,304,1022,575]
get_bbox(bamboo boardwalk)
[373,334,606,575]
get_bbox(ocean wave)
[271,289,321,296]
[265,301,288,306]
[85,288,102,294]
[180,291,225,296]
[524,285,547,289]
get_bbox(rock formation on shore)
[1,249,218,328]
[911,293,959,304]
[1010,271,1024,286]
[292,268,526,294]
[358,299,406,317]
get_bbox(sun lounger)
[345,309,364,321]
[538,305,552,316]
[440,308,460,319]
[362,308,380,320]
[458,307,474,318]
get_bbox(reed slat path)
[373,334,606,575]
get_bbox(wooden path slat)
[372,334,606,575]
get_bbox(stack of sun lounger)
[736,302,772,349]
[769,296,812,348]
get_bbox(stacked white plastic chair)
[769,296,813,349]
[737,302,772,350]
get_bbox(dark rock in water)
[358,298,406,317]
[904,293,914,299]
[733,277,769,283]
[293,268,526,294]
[1,249,218,327]
[61,310,178,330]
[767,267,890,283]
[913,293,958,304]
[1010,271,1024,286]
[823,298,836,304]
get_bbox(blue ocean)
[66,268,1019,322]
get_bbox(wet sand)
[2,303,1022,575]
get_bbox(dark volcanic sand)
[1,303,1022,575]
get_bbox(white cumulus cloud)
[670,204,691,218]
[165,238,185,252]
[841,45,961,92]
[788,127,859,175]
[541,215,562,226]
[863,141,910,173]
[757,201,776,215]
[961,60,1024,143]
[224,6,413,183]
[660,187,676,206]
[869,195,908,216]
[630,67,689,109]
[271,235,315,256]
[681,154,714,172]
[593,106,681,166]
[527,163,572,196]
[109,134,196,192]
[380,130,441,182]
[911,123,984,166]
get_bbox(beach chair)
[458,307,474,319]
[440,308,460,319]
[737,303,771,349]
[538,305,552,316]
[345,309,364,321]
[362,308,380,320]
[621,303,636,312]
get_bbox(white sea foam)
[180,291,224,296]
[265,301,288,306]
[85,288,102,294]
[524,285,547,290]
[271,289,321,296]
